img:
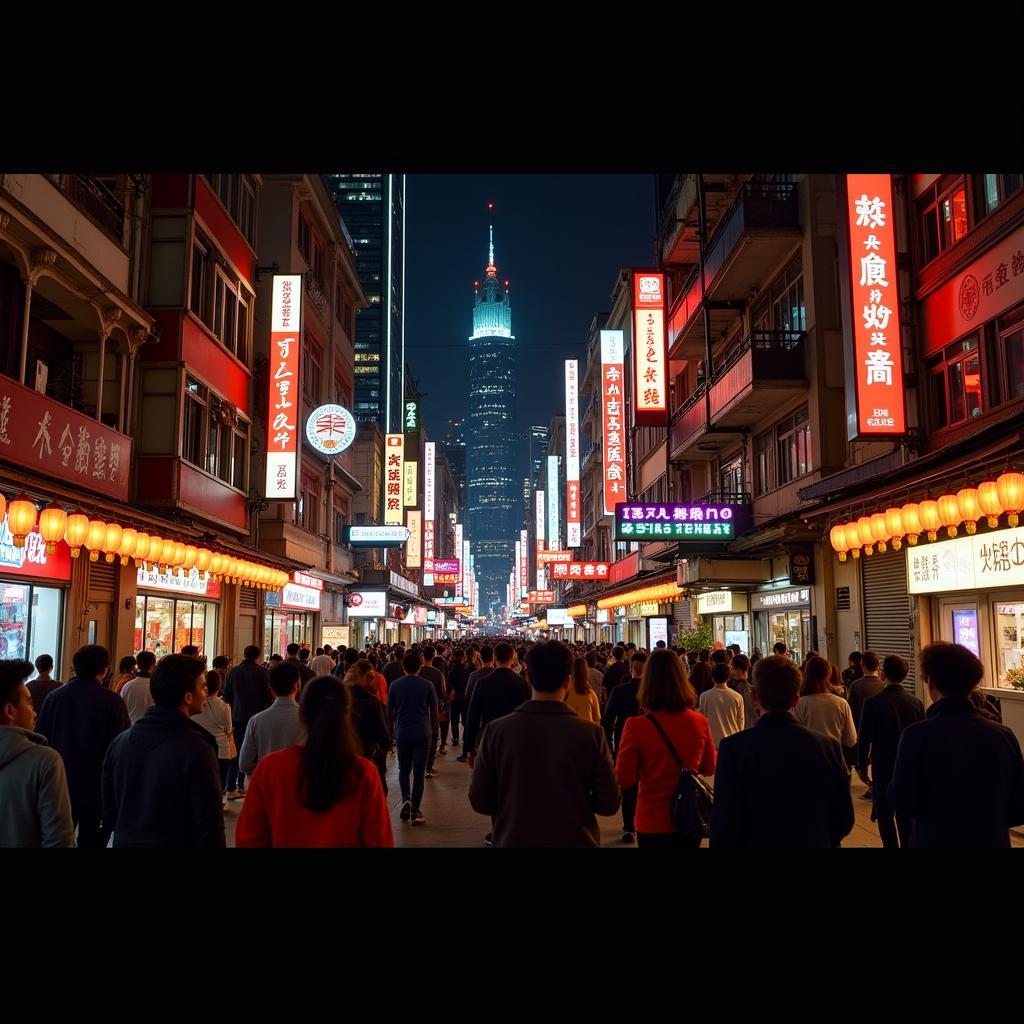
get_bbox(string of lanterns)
[0,494,289,590]
[829,469,1024,562]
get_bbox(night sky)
[405,174,655,476]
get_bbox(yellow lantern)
[103,523,123,563]
[172,541,186,567]
[0,493,6,527]
[937,493,962,539]
[829,524,849,562]
[901,502,922,545]
[996,470,1024,528]
[38,504,68,555]
[160,538,176,567]
[956,487,982,535]
[118,528,138,566]
[919,499,941,542]
[870,512,890,553]
[133,532,151,567]
[86,519,107,561]
[7,495,38,548]
[856,516,875,556]
[224,556,237,581]
[183,545,198,571]
[64,510,90,558]
[978,481,1003,528]
[884,507,905,550]
[196,547,212,573]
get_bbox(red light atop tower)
[487,202,494,209]
[504,280,509,286]
[474,281,479,287]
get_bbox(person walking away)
[689,650,714,697]
[602,647,630,699]
[236,675,392,848]
[615,649,717,848]
[27,654,62,714]
[0,659,75,847]
[113,656,137,694]
[710,656,854,848]
[365,652,389,704]
[727,654,757,729]
[192,669,236,810]
[387,650,437,826]
[120,660,157,726]
[446,648,471,749]
[344,659,390,794]
[468,640,620,847]
[565,657,601,725]
[847,650,884,796]
[123,651,156,698]
[222,645,273,800]
[585,650,606,706]
[420,646,447,764]
[102,654,225,847]
[828,662,848,699]
[890,643,1024,848]
[384,648,406,685]
[310,647,335,676]
[284,643,315,689]
[238,660,305,779]
[36,644,129,848]
[601,651,646,843]
[463,642,530,764]
[794,655,857,764]
[458,645,495,762]
[699,662,745,749]
[842,651,863,690]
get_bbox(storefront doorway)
[751,587,812,661]
[136,594,219,658]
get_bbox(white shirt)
[310,655,335,677]
[120,675,154,725]
[795,693,857,747]
[699,685,745,747]
[192,694,234,759]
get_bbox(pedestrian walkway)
[224,744,1024,847]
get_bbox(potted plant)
[1005,667,1024,690]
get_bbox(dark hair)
[452,648,466,663]
[423,645,436,661]
[343,648,360,668]
[150,655,206,709]
[571,657,591,695]
[298,675,362,812]
[72,644,110,680]
[403,651,423,674]
[525,641,573,693]
[801,655,832,696]
[585,650,597,668]
[0,660,34,708]
[753,655,802,712]
[710,649,729,664]
[772,642,787,656]
[244,645,261,660]
[711,663,731,685]
[286,643,300,657]
[205,669,222,696]
[315,648,324,657]
[269,660,302,696]
[136,651,156,672]
[344,659,376,690]
[34,653,54,673]
[629,652,647,675]
[848,651,863,666]
[494,642,515,664]
[861,650,880,673]
[920,642,983,697]
[299,649,310,661]
[639,649,697,711]
[118,655,137,676]
[611,646,625,661]
[181,645,200,658]
[212,655,229,671]
[269,654,283,664]
[732,654,750,673]
[480,645,494,662]
[882,654,909,684]
[698,649,710,662]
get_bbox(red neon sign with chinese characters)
[600,330,626,514]
[632,271,667,427]
[384,434,404,524]
[846,175,906,436]
[265,275,302,499]
[550,561,610,580]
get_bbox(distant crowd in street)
[2,631,1023,850]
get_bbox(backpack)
[644,712,714,841]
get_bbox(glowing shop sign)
[265,274,302,499]
[565,359,581,548]
[305,404,356,455]
[632,271,667,427]
[600,329,626,514]
[615,502,737,541]
[384,434,403,525]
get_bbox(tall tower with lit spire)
[466,219,517,618]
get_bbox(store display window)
[0,582,64,670]
[994,603,1024,689]
[135,595,218,658]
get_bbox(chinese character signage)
[538,549,573,565]
[384,434,404,524]
[403,460,417,509]
[265,275,302,499]
[535,489,545,548]
[632,271,667,427]
[547,455,560,547]
[520,529,529,598]
[600,330,626,514]
[906,526,1024,594]
[347,591,387,617]
[0,372,132,503]
[292,571,323,590]
[454,524,463,597]
[305,404,356,456]
[615,502,740,542]
[137,565,222,599]
[433,558,461,587]
[565,359,581,548]
[528,590,555,604]
[404,399,420,434]
[0,514,71,582]
[550,561,611,580]
[424,442,436,523]
[845,175,906,437]
[344,525,410,546]
[406,510,422,568]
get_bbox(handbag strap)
[644,712,684,769]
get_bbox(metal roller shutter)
[860,547,916,693]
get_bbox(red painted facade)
[181,316,251,414]
[194,177,256,286]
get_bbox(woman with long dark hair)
[344,659,391,794]
[564,657,601,724]
[794,655,857,754]
[235,675,393,847]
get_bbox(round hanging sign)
[306,404,357,455]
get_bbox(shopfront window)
[263,610,313,661]
[0,582,64,671]
[994,602,1024,689]
[927,334,982,430]
[135,595,218,658]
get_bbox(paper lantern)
[884,507,905,550]
[0,493,6,527]
[160,538,176,567]
[133,532,151,567]
[8,495,38,548]
[65,511,90,557]
[172,541,186,567]
[183,546,197,571]
[870,512,890,552]
[997,470,1024,528]
[919,499,941,542]
[956,487,982,535]
[86,519,107,561]
[38,504,68,555]
[830,524,849,562]
[103,523,123,563]
[937,493,962,539]
[118,528,138,566]
[901,502,922,545]
[978,481,1003,528]
[196,548,212,573]
[210,554,224,578]
[856,516,875,556]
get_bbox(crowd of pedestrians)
[3,631,1024,849]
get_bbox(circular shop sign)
[306,404,356,455]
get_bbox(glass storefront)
[263,609,313,661]
[751,587,812,661]
[135,594,218,658]
[0,581,65,670]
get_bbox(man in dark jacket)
[222,644,272,793]
[710,655,855,849]
[446,649,471,749]
[102,654,225,847]
[464,642,530,760]
[469,640,620,847]
[36,644,129,848]
[419,646,446,769]
[601,651,645,842]
[890,642,1024,848]
[601,646,630,698]
[856,654,925,848]
[848,650,884,730]
[285,643,315,689]
[458,646,495,762]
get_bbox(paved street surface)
[223,741,1024,848]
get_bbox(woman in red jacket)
[236,675,393,848]
[614,649,717,848]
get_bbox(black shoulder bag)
[644,712,714,841]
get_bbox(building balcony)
[578,390,596,430]
[581,436,601,472]
[61,175,128,248]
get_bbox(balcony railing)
[65,175,127,246]
[305,272,330,317]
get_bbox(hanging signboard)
[305,404,356,455]
[632,271,667,427]
[565,359,581,547]
[384,434,404,524]
[600,329,626,514]
[265,274,302,499]
[614,501,745,542]
[406,510,422,568]
[547,455,560,547]
[550,561,611,580]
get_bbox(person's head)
[323,645,332,657]
[585,650,597,668]
[494,642,515,666]
[298,675,361,812]
[269,660,302,697]
[655,640,666,649]
[731,653,750,677]
[639,649,698,711]
[710,648,729,665]
[422,645,436,663]
[286,643,300,658]
[712,662,731,687]
[882,654,909,686]
[801,655,832,697]
[244,644,262,663]
[848,651,863,670]
[919,642,983,699]
[403,650,423,675]
[698,648,710,663]
[34,653,54,678]
[480,645,494,664]
[629,652,648,678]
[315,648,324,658]
[344,658,377,690]
[135,651,156,674]
[828,662,842,690]
[117,655,137,678]
[571,657,591,695]
[212,655,230,673]
[686,650,697,666]
[0,660,36,730]
[181,645,200,658]
[299,648,311,663]
[72,644,110,683]
[268,653,283,666]
[861,650,880,674]
[611,646,625,663]
[525,641,573,694]
[205,669,222,696]
[772,642,787,657]
[150,654,207,716]
[728,644,741,657]
[343,647,360,670]
[366,652,379,669]
[753,655,802,713]
[452,648,466,664]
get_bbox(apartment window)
[997,303,1024,403]
[719,456,744,496]
[304,337,322,403]
[298,480,319,533]
[183,378,206,466]
[190,240,208,323]
[182,376,249,490]
[919,176,969,265]
[775,407,811,485]
[237,177,256,246]
[210,270,250,362]
[978,174,1023,218]
[926,334,982,430]
[755,430,774,495]
[334,508,347,545]
[753,254,805,333]
[298,215,311,261]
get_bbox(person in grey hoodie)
[0,659,75,848]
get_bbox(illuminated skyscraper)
[467,225,516,617]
